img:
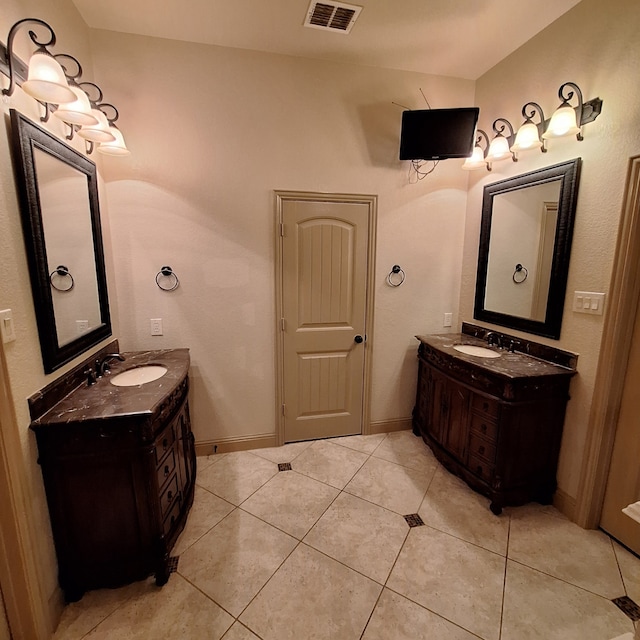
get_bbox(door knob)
[354,335,364,344]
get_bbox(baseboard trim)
[195,433,277,456]
[553,487,577,521]
[369,418,412,435]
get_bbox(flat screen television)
[399,107,480,161]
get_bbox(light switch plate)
[443,312,453,327]
[573,291,605,315]
[150,318,163,336]
[0,309,16,343]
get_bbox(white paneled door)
[277,193,376,443]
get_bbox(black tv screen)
[399,107,480,161]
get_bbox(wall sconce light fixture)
[486,118,516,164]
[1,18,130,156]
[463,81,602,171]
[510,102,546,156]
[462,129,491,171]
[542,82,584,141]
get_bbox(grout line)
[498,511,512,639]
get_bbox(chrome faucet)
[485,331,501,348]
[95,353,125,377]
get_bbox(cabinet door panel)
[445,385,470,462]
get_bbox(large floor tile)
[196,451,278,505]
[178,509,297,617]
[330,432,388,454]
[388,525,505,640]
[83,574,234,639]
[613,541,640,604]
[173,485,235,555]
[362,588,480,640]
[501,560,633,640]
[249,440,313,463]
[222,622,261,640]
[240,544,381,640]
[292,439,368,489]
[241,470,339,538]
[372,430,439,472]
[419,466,510,555]
[508,504,625,598]
[304,492,408,583]
[54,581,148,640]
[345,456,435,515]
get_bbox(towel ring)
[387,265,405,287]
[49,265,74,292]
[512,264,528,284]
[156,266,180,291]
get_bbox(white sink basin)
[110,365,168,386]
[453,344,501,358]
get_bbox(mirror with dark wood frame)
[474,158,581,339]
[10,109,111,373]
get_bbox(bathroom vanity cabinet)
[29,348,195,601]
[413,332,575,514]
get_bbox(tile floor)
[53,430,640,640]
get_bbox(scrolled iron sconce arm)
[1,18,56,97]
[558,81,584,140]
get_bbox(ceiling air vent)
[304,1,363,34]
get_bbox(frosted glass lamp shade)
[97,127,130,156]
[461,146,487,170]
[486,135,511,162]
[53,86,98,126]
[22,52,76,104]
[78,109,116,142]
[542,105,580,139]
[511,122,543,152]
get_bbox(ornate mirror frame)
[474,158,582,339]
[10,109,111,372]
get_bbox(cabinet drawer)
[469,433,496,463]
[468,454,494,483]
[471,395,500,418]
[159,475,179,518]
[163,497,182,537]
[154,422,176,465]
[156,447,176,489]
[470,413,498,442]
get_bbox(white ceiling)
[71,0,582,80]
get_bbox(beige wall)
[88,29,475,445]
[459,0,640,501]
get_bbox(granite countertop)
[31,349,190,427]
[416,333,576,380]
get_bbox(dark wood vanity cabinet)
[413,338,574,514]
[31,374,196,602]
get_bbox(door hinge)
[282,403,286,416]
[281,318,286,331]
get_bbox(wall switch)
[150,318,163,336]
[0,309,16,343]
[443,312,453,327]
[76,320,89,334]
[573,291,605,315]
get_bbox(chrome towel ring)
[156,266,180,291]
[387,265,405,287]
[512,264,528,284]
[49,265,74,291]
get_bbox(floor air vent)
[304,1,362,34]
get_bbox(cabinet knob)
[167,491,173,502]
[164,465,170,477]
[163,438,169,451]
